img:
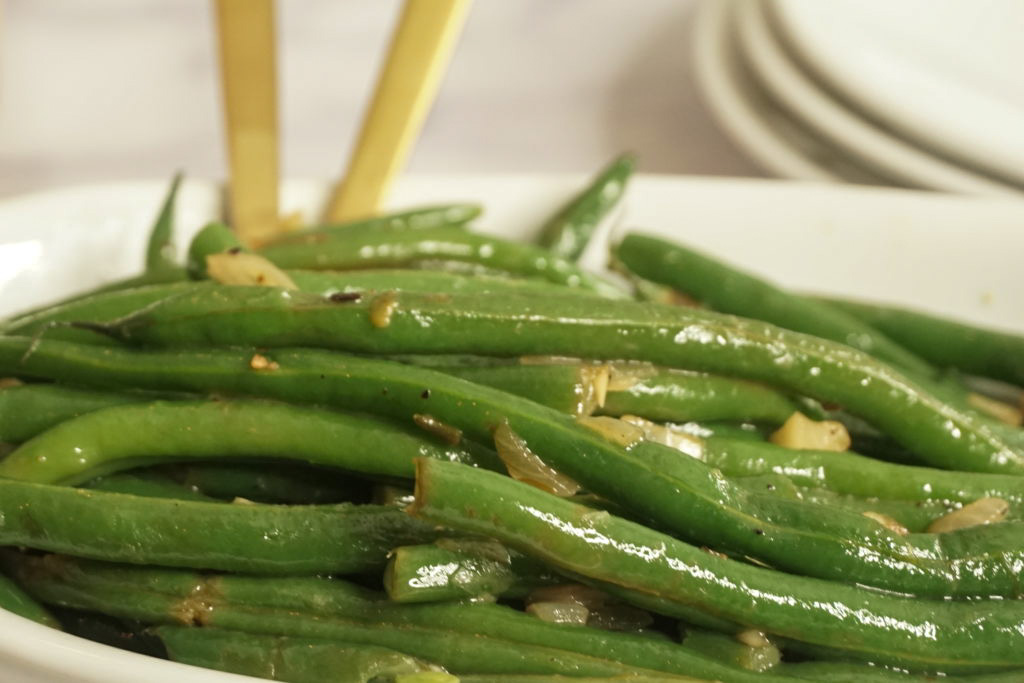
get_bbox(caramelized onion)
[769,412,851,451]
[206,252,297,289]
[862,511,909,536]
[576,415,645,448]
[927,497,1009,533]
[493,421,579,496]
[968,392,1023,426]
[369,291,399,328]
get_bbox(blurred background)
[3,0,1022,198]
[0,0,759,198]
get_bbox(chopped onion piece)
[735,629,772,648]
[620,415,704,459]
[369,291,399,328]
[493,421,580,496]
[206,252,297,289]
[927,497,1009,533]
[0,377,24,389]
[249,353,279,371]
[968,392,1023,426]
[605,362,658,392]
[862,511,909,536]
[528,584,609,610]
[576,416,645,448]
[769,412,851,451]
[526,601,590,625]
[577,364,610,415]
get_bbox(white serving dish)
[0,174,1023,681]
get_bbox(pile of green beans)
[1,164,1023,683]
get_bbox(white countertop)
[0,0,763,197]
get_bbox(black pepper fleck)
[227,246,242,255]
[754,529,765,536]
[328,292,362,303]
[421,389,431,399]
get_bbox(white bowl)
[1,174,1023,681]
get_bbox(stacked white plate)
[693,0,1024,195]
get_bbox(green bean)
[1,338,1020,598]
[261,204,482,247]
[701,436,1024,506]
[144,172,182,275]
[821,296,1024,388]
[167,461,362,505]
[453,677,705,683]
[681,628,780,673]
[1,281,214,344]
[613,233,936,377]
[793,488,956,533]
[257,228,629,298]
[384,542,558,603]
[410,458,1024,673]
[600,368,804,424]
[93,287,1024,474]
[0,398,497,485]
[0,572,61,629]
[186,221,242,277]
[8,554,796,682]
[156,627,439,683]
[83,471,216,502]
[423,362,601,416]
[0,481,438,573]
[537,153,634,260]
[0,383,151,442]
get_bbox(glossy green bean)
[185,221,242,277]
[94,287,1024,474]
[537,153,634,260]
[0,572,60,629]
[8,554,794,682]
[0,383,149,442]
[0,338,1019,598]
[600,368,804,424]
[822,296,1024,387]
[410,458,1024,673]
[792,488,956,533]
[157,627,438,682]
[261,204,482,247]
[0,399,496,485]
[613,233,936,377]
[701,436,1024,506]
[384,542,558,603]
[257,228,628,298]
[681,628,780,673]
[0,480,436,573]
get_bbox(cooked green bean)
[613,233,936,377]
[821,296,1024,387]
[0,383,151,442]
[701,436,1024,506]
[261,204,482,247]
[1,338,1020,598]
[7,554,796,681]
[537,153,634,260]
[385,541,558,603]
[157,627,439,682]
[0,481,436,573]
[0,399,497,484]
[600,368,804,424]
[92,287,1024,474]
[0,572,60,629]
[186,221,243,277]
[410,458,1024,673]
[681,628,780,673]
[257,228,629,298]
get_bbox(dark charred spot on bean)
[765,484,775,491]
[319,374,326,380]
[227,247,242,255]
[328,292,362,304]
[421,389,431,399]
[754,529,765,536]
